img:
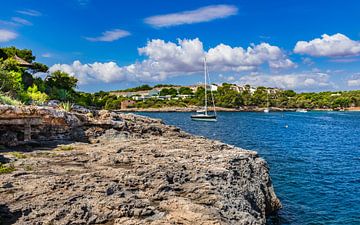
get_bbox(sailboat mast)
[204,57,208,114]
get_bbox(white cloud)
[0,20,18,26]
[238,72,334,91]
[50,38,294,84]
[16,9,42,17]
[85,29,130,42]
[11,17,32,26]
[347,79,360,87]
[144,5,238,28]
[206,42,295,71]
[347,74,360,87]
[294,33,360,57]
[0,29,17,42]
[41,53,52,58]
[302,57,314,66]
[49,61,131,84]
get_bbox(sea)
[136,111,360,225]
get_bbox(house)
[14,55,32,68]
[121,100,136,109]
[177,94,192,99]
[229,85,241,93]
[266,88,282,94]
[210,84,218,92]
[148,89,160,97]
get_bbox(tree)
[283,90,296,97]
[160,88,177,97]
[0,47,35,62]
[215,84,243,108]
[178,87,193,95]
[0,59,23,97]
[45,71,78,91]
[29,62,49,73]
[251,87,268,107]
[44,71,78,101]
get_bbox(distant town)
[109,84,283,109]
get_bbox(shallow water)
[136,111,360,225]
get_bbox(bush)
[0,93,22,105]
[26,84,49,104]
[0,163,15,174]
[10,152,27,159]
[59,101,74,112]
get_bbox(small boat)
[191,57,217,122]
[296,108,308,113]
[263,108,270,113]
[191,113,217,121]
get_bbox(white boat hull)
[191,114,217,122]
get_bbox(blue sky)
[1,0,360,92]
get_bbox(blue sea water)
[136,111,360,225]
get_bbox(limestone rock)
[0,106,281,224]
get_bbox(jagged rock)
[0,106,281,224]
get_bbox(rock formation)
[0,105,281,224]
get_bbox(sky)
[0,0,360,93]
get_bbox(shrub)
[26,84,49,104]
[10,152,27,159]
[57,144,74,151]
[0,93,22,105]
[0,163,15,174]
[59,101,74,112]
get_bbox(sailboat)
[191,58,217,122]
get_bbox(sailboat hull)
[191,114,217,122]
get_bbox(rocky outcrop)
[0,105,281,224]
[0,105,172,146]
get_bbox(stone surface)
[0,106,281,224]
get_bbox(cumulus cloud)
[347,74,360,87]
[50,38,294,84]
[16,9,42,17]
[294,33,360,57]
[144,5,238,28]
[206,42,295,71]
[238,72,334,91]
[49,61,131,84]
[0,29,17,42]
[85,29,130,42]
[347,79,360,87]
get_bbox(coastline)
[0,105,281,224]
[117,106,360,112]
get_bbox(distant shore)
[117,106,360,112]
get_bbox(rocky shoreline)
[0,105,281,224]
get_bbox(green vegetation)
[57,144,74,151]
[10,152,27,159]
[0,46,359,111]
[0,93,22,105]
[160,87,178,97]
[153,84,177,88]
[0,163,15,174]
[116,84,152,92]
[59,101,74,112]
